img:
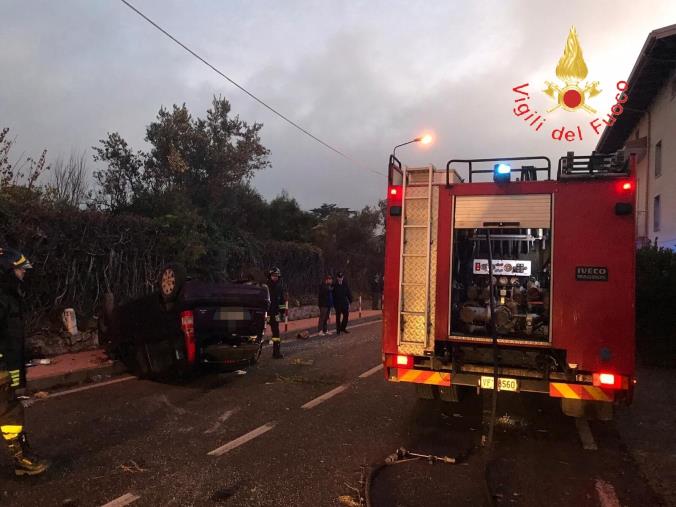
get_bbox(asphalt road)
[0,321,666,506]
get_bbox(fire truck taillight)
[592,372,625,389]
[622,182,632,191]
[396,355,413,368]
[389,187,398,196]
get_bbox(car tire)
[159,263,187,304]
[134,342,152,378]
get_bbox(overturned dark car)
[99,264,270,378]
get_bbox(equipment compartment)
[450,224,552,342]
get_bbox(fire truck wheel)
[415,383,437,400]
[438,385,461,403]
[561,398,613,420]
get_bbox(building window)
[654,195,661,232]
[655,141,662,178]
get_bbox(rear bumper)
[386,366,630,403]
[202,341,261,366]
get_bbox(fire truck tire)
[415,383,437,400]
[561,399,613,420]
[438,385,461,402]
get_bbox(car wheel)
[134,343,152,378]
[159,263,187,303]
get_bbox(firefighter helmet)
[0,248,33,272]
[268,267,281,278]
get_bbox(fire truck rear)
[382,152,636,419]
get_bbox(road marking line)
[100,492,140,507]
[301,384,349,410]
[208,422,276,456]
[359,364,383,378]
[595,479,620,507]
[204,407,240,434]
[346,319,382,331]
[575,417,598,450]
[40,375,136,400]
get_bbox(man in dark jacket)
[317,275,333,335]
[266,267,287,359]
[333,272,352,335]
[0,248,49,476]
[370,273,383,311]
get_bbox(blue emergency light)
[493,163,511,183]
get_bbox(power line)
[119,0,384,177]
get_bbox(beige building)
[597,24,676,249]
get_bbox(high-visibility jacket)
[0,275,26,387]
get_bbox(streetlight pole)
[392,134,432,157]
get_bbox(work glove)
[9,369,20,388]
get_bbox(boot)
[272,341,284,359]
[7,433,50,476]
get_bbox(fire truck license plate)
[480,376,519,391]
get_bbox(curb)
[26,361,127,393]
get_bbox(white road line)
[575,417,598,450]
[301,384,349,410]
[359,364,383,378]
[100,492,140,507]
[346,319,382,331]
[39,375,136,400]
[595,479,621,507]
[204,407,240,435]
[208,422,276,456]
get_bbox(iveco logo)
[576,266,608,281]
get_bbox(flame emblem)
[544,27,600,113]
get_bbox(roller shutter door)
[454,194,551,228]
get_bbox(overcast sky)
[2,1,675,210]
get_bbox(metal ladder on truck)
[397,166,434,357]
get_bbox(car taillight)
[396,355,413,368]
[180,310,196,364]
[592,372,624,389]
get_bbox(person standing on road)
[266,267,287,359]
[317,275,333,336]
[333,272,352,335]
[0,248,49,476]
[370,273,383,311]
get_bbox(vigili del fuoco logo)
[512,27,629,142]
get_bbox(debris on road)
[296,330,310,340]
[290,358,314,366]
[338,495,360,507]
[235,370,247,375]
[34,391,49,399]
[120,460,148,473]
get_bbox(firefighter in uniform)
[0,248,49,476]
[267,267,287,359]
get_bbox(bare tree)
[0,127,48,189]
[47,150,91,208]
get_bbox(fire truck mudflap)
[382,152,636,419]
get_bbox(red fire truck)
[382,152,636,419]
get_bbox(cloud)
[2,0,674,209]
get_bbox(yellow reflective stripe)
[271,337,281,342]
[554,383,579,399]
[1,425,23,440]
[13,255,26,266]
